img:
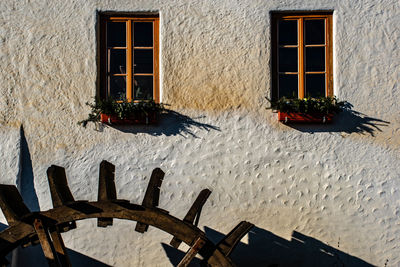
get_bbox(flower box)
[100,111,158,125]
[278,111,333,123]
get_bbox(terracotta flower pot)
[278,111,333,123]
[100,111,158,125]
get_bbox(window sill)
[100,112,158,125]
[278,111,333,124]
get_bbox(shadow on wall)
[18,126,40,211]
[16,247,111,267]
[162,226,374,267]
[101,109,220,137]
[15,127,111,267]
[285,109,389,136]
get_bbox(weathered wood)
[0,201,235,267]
[177,237,206,267]
[49,229,71,267]
[47,166,77,233]
[47,165,75,207]
[216,221,254,257]
[33,219,60,267]
[97,160,116,227]
[170,189,211,248]
[135,168,165,233]
[0,185,30,225]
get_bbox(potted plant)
[78,98,165,127]
[266,96,346,123]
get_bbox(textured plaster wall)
[0,0,399,266]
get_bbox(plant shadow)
[283,109,389,136]
[162,225,374,267]
[101,109,220,137]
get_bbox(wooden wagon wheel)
[0,161,253,267]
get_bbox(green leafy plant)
[78,98,165,127]
[266,96,347,115]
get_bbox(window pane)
[279,48,298,72]
[305,47,325,72]
[278,20,297,45]
[134,49,153,74]
[305,19,325,45]
[109,76,126,100]
[279,74,298,98]
[305,74,325,97]
[107,22,126,47]
[134,22,153,47]
[134,76,153,100]
[109,49,126,74]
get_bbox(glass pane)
[279,74,298,98]
[109,49,126,74]
[134,76,153,100]
[109,76,126,100]
[305,74,325,97]
[305,47,325,72]
[107,22,126,47]
[305,19,325,45]
[134,49,153,74]
[279,48,298,72]
[134,22,153,47]
[278,20,297,45]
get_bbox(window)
[271,12,333,100]
[99,14,159,102]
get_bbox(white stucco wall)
[0,0,399,266]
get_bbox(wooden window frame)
[271,12,333,100]
[99,13,160,103]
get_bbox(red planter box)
[100,112,158,125]
[278,112,333,123]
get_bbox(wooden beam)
[170,189,211,248]
[49,229,71,267]
[135,168,164,233]
[97,161,116,227]
[0,185,30,225]
[216,221,254,257]
[47,166,77,233]
[47,166,75,207]
[177,237,206,267]
[33,219,61,267]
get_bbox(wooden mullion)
[126,20,133,101]
[299,17,304,99]
[326,16,333,96]
[134,73,154,76]
[109,17,158,21]
[108,46,127,49]
[153,18,160,103]
[304,44,326,47]
[279,45,298,48]
[305,71,326,74]
[279,72,298,75]
[133,46,154,49]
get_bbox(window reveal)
[100,14,159,102]
[271,13,333,100]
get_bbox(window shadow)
[162,226,374,267]
[283,109,389,136]
[102,109,220,137]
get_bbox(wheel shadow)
[162,225,374,267]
